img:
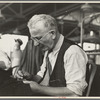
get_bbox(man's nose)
[34,41,39,46]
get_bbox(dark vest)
[49,38,76,87]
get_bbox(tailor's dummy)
[11,39,23,77]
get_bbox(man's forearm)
[30,82,78,96]
[39,86,78,96]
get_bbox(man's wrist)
[23,75,33,80]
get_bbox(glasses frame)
[31,30,54,44]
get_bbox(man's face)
[31,29,55,52]
[29,21,56,52]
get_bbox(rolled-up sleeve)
[64,45,88,95]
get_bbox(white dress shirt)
[37,34,88,95]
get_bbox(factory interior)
[0,2,100,96]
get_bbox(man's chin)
[42,47,49,52]
[42,48,48,52]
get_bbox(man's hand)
[29,81,40,92]
[16,70,24,80]
[23,72,33,80]
[16,70,33,80]
[23,80,40,92]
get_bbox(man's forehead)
[30,29,45,37]
[30,22,49,37]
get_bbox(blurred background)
[0,3,100,63]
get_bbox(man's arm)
[29,81,79,96]
[63,45,88,96]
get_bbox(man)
[19,14,88,96]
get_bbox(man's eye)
[35,37,42,40]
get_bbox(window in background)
[0,34,28,57]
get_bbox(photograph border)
[0,0,100,100]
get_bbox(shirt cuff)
[67,83,83,96]
[37,71,44,78]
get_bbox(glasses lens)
[31,30,53,43]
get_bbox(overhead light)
[90,31,94,36]
[81,3,93,12]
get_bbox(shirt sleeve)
[64,45,88,95]
[37,51,48,78]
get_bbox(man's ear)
[51,31,56,39]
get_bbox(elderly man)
[19,14,88,96]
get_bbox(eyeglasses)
[31,30,54,45]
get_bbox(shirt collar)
[51,34,64,55]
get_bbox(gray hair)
[27,14,58,33]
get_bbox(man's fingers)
[23,80,31,84]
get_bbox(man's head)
[27,14,60,52]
